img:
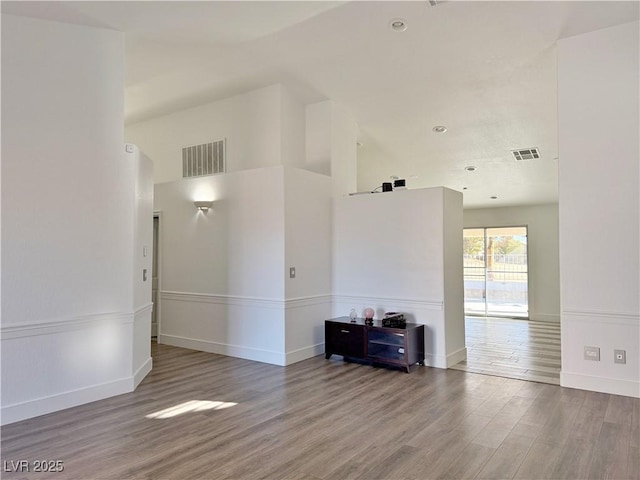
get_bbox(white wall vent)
[182,139,226,178]
[512,148,540,161]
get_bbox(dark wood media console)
[325,317,425,373]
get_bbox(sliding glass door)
[463,226,529,318]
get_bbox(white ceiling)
[3,1,638,208]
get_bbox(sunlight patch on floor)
[145,400,238,419]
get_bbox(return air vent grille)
[182,139,226,178]
[512,148,540,161]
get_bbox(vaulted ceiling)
[3,1,638,207]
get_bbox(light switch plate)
[289,267,296,279]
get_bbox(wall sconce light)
[194,200,214,213]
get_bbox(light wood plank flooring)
[2,342,637,480]
[450,316,561,385]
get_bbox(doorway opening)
[463,226,529,318]
[151,214,160,338]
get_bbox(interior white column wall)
[558,21,639,397]
[284,168,333,364]
[463,204,560,322]
[332,187,464,368]
[131,146,154,386]
[1,14,139,424]
[443,188,465,362]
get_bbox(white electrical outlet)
[584,346,600,361]
[614,349,626,364]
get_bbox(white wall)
[154,166,332,365]
[443,188,465,357]
[131,146,154,386]
[130,86,361,367]
[305,100,358,196]
[1,15,146,424]
[464,204,560,322]
[332,187,465,368]
[284,168,333,363]
[281,87,307,170]
[331,103,359,197]
[305,101,332,176]
[157,167,285,298]
[558,21,639,397]
[155,167,285,363]
[125,84,304,183]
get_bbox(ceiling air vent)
[182,139,226,178]
[512,148,540,161]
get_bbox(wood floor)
[450,316,561,385]
[2,342,638,480]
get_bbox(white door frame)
[152,211,163,339]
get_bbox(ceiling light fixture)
[432,125,447,133]
[389,18,408,32]
[465,166,477,172]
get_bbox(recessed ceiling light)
[465,166,477,172]
[389,18,408,32]
[432,125,447,133]
[490,196,498,200]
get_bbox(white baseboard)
[446,347,467,368]
[1,377,133,426]
[423,353,446,369]
[561,372,640,398]
[158,334,286,366]
[285,343,325,365]
[424,348,466,369]
[133,357,153,388]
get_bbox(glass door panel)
[464,226,529,318]
[463,228,486,315]
[486,226,528,316]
